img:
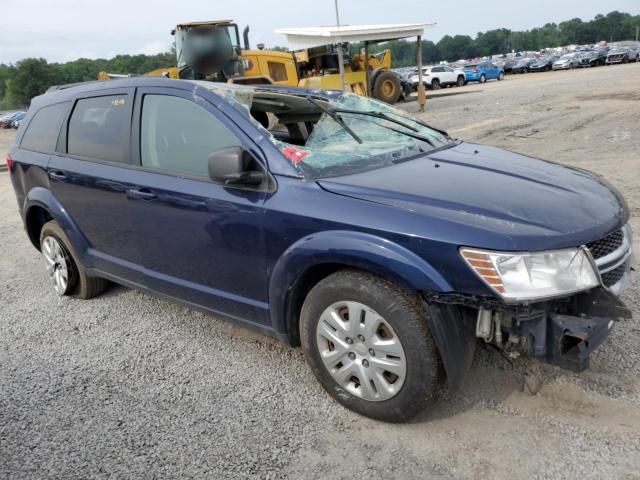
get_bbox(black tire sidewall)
[372,71,402,104]
[39,220,107,299]
[479,74,486,83]
[40,221,81,296]
[300,271,441,422]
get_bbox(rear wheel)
[479,74,486,83]
[372,71,402,104]
[497,72,505,81]
[40,220,108,299]
[456,75,465,87]
[300,270,441,422]
[430,78,440,90]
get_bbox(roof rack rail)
[46,80,106,93]
[45,73,141,93]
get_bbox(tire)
[456,75,465,87]
[569,63,574,69]
[372,70,402,104]
[40,220,108,299]
[497,72,504,81]
[479,74,486,83]
[300,270,441,422]
[430,78,440,90]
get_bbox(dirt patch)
[576,92,640,102]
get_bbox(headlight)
[460,247,599,302]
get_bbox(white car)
[552,53,582,70]
[409,65,466,90]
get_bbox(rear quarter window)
[67,95,131,163]
[20,102,69,153]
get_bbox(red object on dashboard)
[281,146,308,165]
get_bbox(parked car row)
[394,42,639,97]
[0,111,26,129]
[506,45,639,74]
[405,61,505,91]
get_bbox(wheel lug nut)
[362,359,369,368]
[348,352,356,360]
[368,349,375,356]
[357,334,365,342]
[345,337,353,345]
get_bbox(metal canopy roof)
[275,23,435,50]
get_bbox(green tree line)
[0,51,175,109]
[1,11,638,108]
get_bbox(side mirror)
[208,147,264,186]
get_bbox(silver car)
[552,53,581,70]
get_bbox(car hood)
[317,142,627,250]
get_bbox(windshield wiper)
[330,108,437,148]
[305,96,363,144]
[332,108,451,138]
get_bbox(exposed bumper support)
[511,288,631,371]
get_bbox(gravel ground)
[1,64,640,479]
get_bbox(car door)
[430,66,443,85]
[126,87,270,324]
[441,66,455,84]
[48,88,146,285]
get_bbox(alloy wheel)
[42,236,70,295]
[315,301,407,402]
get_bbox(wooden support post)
[364,41,370,96]
[417,35,426,112]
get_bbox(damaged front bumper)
[422,284,633,392]
[479,226,635,371]
[498,287,632,371]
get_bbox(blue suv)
[463,61,505,83]
[7,77,634,422]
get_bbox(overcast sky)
[1,0,638,64]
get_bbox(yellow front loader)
[99,20,406,103]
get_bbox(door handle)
[126,188,157,201]
[49,170,67,181]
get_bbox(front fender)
[23,187,90,263]
[268,230,451,335]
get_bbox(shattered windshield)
[199,82,453,179]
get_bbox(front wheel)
[372,70,402,104]
[479,74,486,83]
[497,72,504,81]
[300,270,441,422]
[456,75,465,87]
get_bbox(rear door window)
[67,95,131,163]
[140,94,241,178]
[20,102,69,153]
